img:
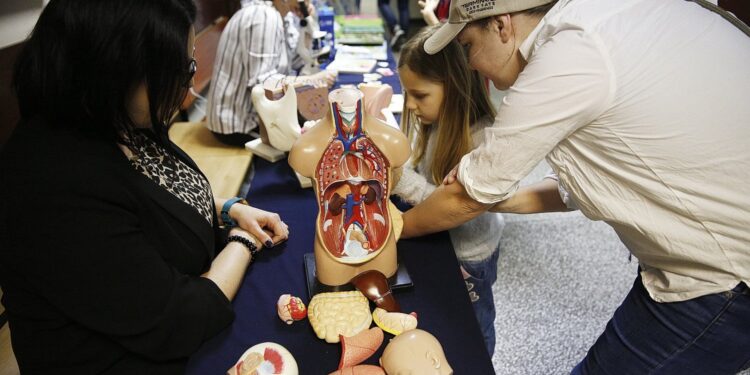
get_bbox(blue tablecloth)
[186,158,494,374]
[329,44,402,95]
[186,43,493,374]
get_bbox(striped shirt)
[206,1,292,135]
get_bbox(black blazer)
[0,118,234,374]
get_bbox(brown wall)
[0,42,23,148]
[194,0,240,33]
[719,0,750,26]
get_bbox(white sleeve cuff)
[457,157,517,204]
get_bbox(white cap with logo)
[424,0,555,55]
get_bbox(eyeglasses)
[184,58,197,87]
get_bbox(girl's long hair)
[398,25,496,185]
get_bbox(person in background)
[378,0,410,50]
[205,0,336,146]
[0,0,288,373]
[403,0,750,373]
[418,0,450,26]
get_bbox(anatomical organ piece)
[316,98,390,264]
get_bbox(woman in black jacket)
[0,0,288,373]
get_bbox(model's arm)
[401,178,491,238]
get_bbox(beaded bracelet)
[226,235,260,261]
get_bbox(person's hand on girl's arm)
[229,204,289,248]
[418,0,441,26]
[442,164,459,185]
[442,165,568,214]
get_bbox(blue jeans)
[572,274,750,374]
[378,0,409,33]
[460,247,500,356]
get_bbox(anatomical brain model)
[289,88,409,286]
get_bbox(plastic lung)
[316,97,390,264]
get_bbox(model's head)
[398,24,495,184]
[13,0,196,142]
[380,329,453,375]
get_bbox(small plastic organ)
[308,291,372,343]
[277,294,307,325]
[227,342,298,375]
[371,308,418,336]
[329,365,386,375]
[316,93,391,264]
[338,327,384,369]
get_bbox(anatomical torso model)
[289,88,409,286]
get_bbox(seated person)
[205,0,336,146]
[0,0,288,372]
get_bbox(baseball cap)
[424,0,554,54]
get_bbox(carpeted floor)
[490,162,635,374]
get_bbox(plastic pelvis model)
[251,83,301,152]
[227,342,298,375]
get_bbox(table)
[186,157,495,374]
[187,40,493,375]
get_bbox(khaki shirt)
[458,0,750,302]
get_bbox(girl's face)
[399,66,444,125]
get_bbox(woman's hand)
[230,205,289,248]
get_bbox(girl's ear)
[495,14,514,43]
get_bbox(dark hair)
[13,0,196,144]
[472,1,558,29]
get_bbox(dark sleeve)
[10,173,234,361]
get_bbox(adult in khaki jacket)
[402,0,750,373]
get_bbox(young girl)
[393,25,504,355]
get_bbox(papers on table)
[334,42,388,61]
[325,57,377,74]
[324,42,388,74]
